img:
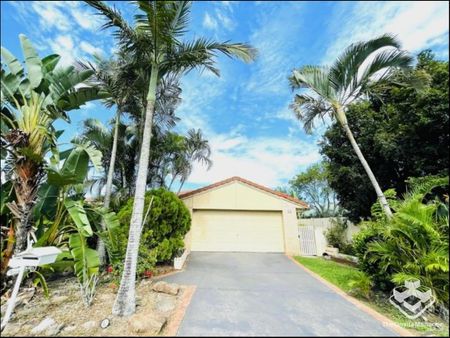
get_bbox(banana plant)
[1,34,109,254]
[31,140,120,305]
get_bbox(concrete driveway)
[163,252,397,336]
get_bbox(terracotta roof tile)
[178,176,308,208]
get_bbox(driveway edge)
[286,255,415,337]
[164,285,196,337]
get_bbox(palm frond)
[161,39,257,76]
[329,34,401,91]
[85,0,139,49]
[289,66,335,101]
[329,34,411,103]
[289,93,332,134]
[358,48,413,97]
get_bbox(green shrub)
[352,220,393,291]
[324,218,354,254]
[355,176,449,304]
[348,271,373,300]
[117,188,191,265]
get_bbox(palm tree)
[86,0,256,316]
[76,118,136,204]
[289,34,412,219]
[77,54,142,266]
[177,128,212,193]
[1,35,104,253]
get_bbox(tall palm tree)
[177,128,212,193]
[86,0,256,316]
[289,34,412,219]
[78,54,142,266]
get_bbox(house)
[179,176,308,255]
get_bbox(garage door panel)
[191,210,284,252]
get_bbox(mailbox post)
[1,245,61,331]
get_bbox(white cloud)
[70,6,101,31]
[203,12,218,30]
[80,41,103,56]
[49,35,77,67]
[31,1,72,32]
[187,133,321,188]
[245,2,305,95]
[323,1,449,64]
[215,8,236,31]
[202,4,237,32]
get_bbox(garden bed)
[1,275,191,337]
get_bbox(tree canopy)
[320,50,449,221]
[289,162,341,217]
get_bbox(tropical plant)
[86,0,256,316]
[320,50,449,221]
[176,129,212,193]
[356,176,449,304]
[289,34,412,219]
[34,140,120,305]
[348,271,373,300]
[1,34,105,254]
[77,54,144,266]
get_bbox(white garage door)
[191,210,285,252]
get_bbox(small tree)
[117,188,191,265]
[290,162,340,217]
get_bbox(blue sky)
[1,1,449,191]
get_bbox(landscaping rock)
[81,320,97,330]
[18,287,36,304]
[154,293,177,313]
[62,324,77,333]
[31,317,57,335]
[51,295,69,305]
[0,289,34,316]
[139,279,153,287]
[128,312,167,334]
[152,281,179,295]
[46,323,65,336]
[2,323,21,336]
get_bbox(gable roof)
[178,176,308,208]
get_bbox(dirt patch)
[1,275,190,337]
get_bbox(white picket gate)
[298,225,317,256]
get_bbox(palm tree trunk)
[121,163,127,189]
[168,174,177,190]
[177,178,185,194]
[97,109,121,267]
[336,108,393,219]
[112,65,159,316]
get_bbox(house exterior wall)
[181,181,302,255]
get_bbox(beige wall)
[181,181,303,255]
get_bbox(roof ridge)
[178,176,308,208]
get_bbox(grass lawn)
[294,256,449,337]
[295,256,360,293]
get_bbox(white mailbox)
[8,247,61,268]
[1,246,62,331]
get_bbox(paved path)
[163,252,397,336]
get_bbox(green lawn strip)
[294,256,360,293]
[294,257,449,337]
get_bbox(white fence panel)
[298,217,360,256]
[298,225,317,256]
